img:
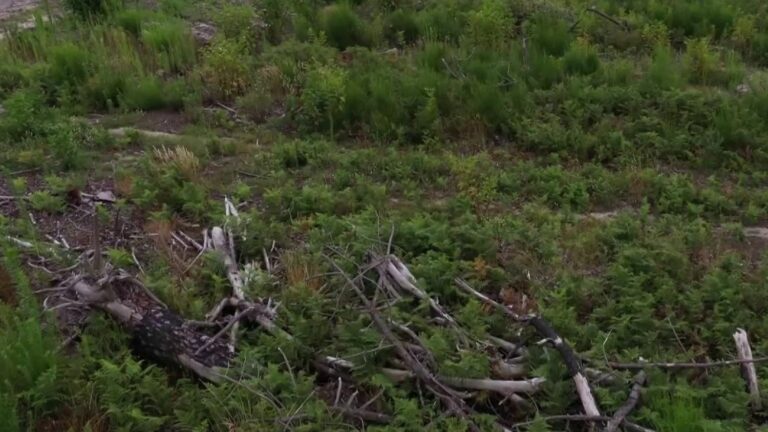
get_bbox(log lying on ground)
[70,273,233,382]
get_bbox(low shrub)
[198,38,252,100]
[384,10,420,47]
[142,20,196,73]
[563,40,600,76]
[63,0,119,19]
[318,3,369,50]
[465,0,510,51]
[215,4,261,42]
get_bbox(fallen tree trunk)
[71,275,233,382]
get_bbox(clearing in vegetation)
[3,0,768,430]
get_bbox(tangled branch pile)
[8,203,762,432]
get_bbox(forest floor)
[3,0,768,431]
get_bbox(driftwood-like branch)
[512,415,655,432]
[456,278,601,418]
[374,255,464,332]
[607,357,768,370]
[734,329,762,411]
[604,371,647,432]
[381,368,544,396]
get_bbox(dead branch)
[456,278,601,418]
[512,415,655,432]
[734,329,762,411]
[381,368,543,396]
[606,357,768,370]
[604,371,646,432]
[585,6,629,31]
[328,258,482,431]
[69,276,232,383]
[332,406,392,424]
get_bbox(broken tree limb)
[70,276,232,383]
[606,357,768,370]
[511,415,655,432]
[373,255,469,343]
[380,368,544,396]
[734,329,762,411]
[604,371,647,432]
[456,278,602,418]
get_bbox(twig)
[263,248,272,273]
[195,306,253,355]
[132,248,145,275]
[359,389,385,410]
[6,236,33,248]
[604,371,647,432]
[178,231,204,251]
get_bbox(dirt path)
[0,0,39,21]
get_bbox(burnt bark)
[73,276,233,382]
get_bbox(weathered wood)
[734,329,762,410]
[604,371,647,432]
[72,277,233,382]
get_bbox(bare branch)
[607,357,768,370]
[456,278,601,418]
[604,371,647,432]
[512,415,655,432]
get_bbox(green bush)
[563,41,600,76]
[643,45,682,91]
[142,20,196,73]
[299,64,347,137]
[48,43,92,87]
[683,37,719,85]
[121,77,167,111]
[274,141,309,168]
[63,0,119,19]
[465,0,510,51]
[0,88,48,143]
[319,3,369,50]
[0,64,28,98]
[384,10,420,47]
[199,38,252,100]
[215,4,260,42]
[530,15,571,56]
[115,8,149,36]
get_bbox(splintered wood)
[733,329,762,411]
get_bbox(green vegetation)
[2,0,768,430]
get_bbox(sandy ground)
[0,0,39,21]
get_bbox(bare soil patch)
[0,0,39,21]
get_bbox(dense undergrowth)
[2,0,768,430]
